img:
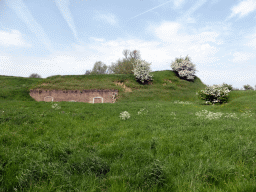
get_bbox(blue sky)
[1,0,256,90]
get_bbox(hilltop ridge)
[28,70,208,103]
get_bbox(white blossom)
[132,59,153,83]
[119,111,130,120]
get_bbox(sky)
[0,0,256,90]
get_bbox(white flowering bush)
[171,55,197,80]
[132,59,153,83]
[119,111,130,120]
[197,84,230,105]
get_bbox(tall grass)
[0,71,256,191]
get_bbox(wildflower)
[120,111,130,120]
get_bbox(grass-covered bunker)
[29,89,118,103]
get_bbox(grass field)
[0,71,256,191]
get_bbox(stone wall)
[29,89,118,103]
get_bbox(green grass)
[0,71,256,191]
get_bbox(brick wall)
[29,89,118,103]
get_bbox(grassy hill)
[1,71,256,191]
[28,70,208,104]
[1,70,255,109]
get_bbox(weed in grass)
[138,108,148,115]
[67,152,110,176]
[119,111,130,120]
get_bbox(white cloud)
[173,0,185,9]
[198,69,256,86]
[153,21,221,45]
[244,33,256,49]
[227,0,256,20]
[55,0,78,40]
[192,32,220,43]
[153,22,181,42]
[35,55,89,76]
[94,12,118,25]
[0,30,31,47]
[0,56,12,70]
[232,51,255,63]
[90,37,105,42]
[185,16,197,23]
[6,0,54,52]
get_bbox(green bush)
[221,82,233,91]
[29,73,41,78]
[243,84,254,91]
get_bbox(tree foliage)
[243,84,254,90]
[108,49,141,74]
[84,70,91,75]
[29,73,42,78]
[90,61,108,75]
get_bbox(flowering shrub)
[119,111,130,120]
[197,84,230,105]
[171,55,197,80]
[132,59,153,83]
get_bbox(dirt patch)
[164,79,172,83]
[115,81,132,92]
[41,83,49,86]
[163,79,172,86]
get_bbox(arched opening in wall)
[44,96,54,102]
[93,97,103,103]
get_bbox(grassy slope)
[28,70,208,103]
[0,75,44,101]
[1,71,256,191]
